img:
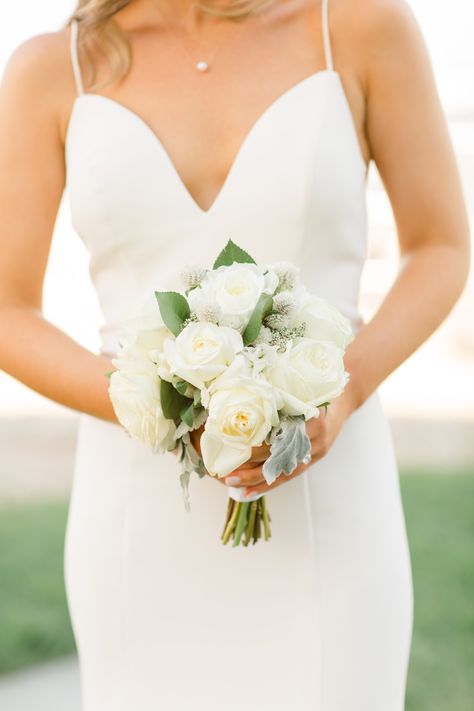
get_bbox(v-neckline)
[67,69,362,217]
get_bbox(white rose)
[161,321,243,390]
[200,355,280,478]
[292,288,354,349]
[188,263,278,332]
[109,370,176,453]
[266,337,349,419]
[113,326,172,377]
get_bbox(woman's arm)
[0,32,118,423]
[344,0,470,411]
[232,0,471,496]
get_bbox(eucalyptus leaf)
[262,417,311,486]
[155,291,190,336]
[213,239,256,269]
[243,293,273,345]
[160,379,193,421]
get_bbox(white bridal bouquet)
[108,240,353,546]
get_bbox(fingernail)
[245,491,260,501]
[225,475,241,486]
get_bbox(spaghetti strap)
[70,19,84,96]
[321,0,334,71]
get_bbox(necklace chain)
[148,1,247,73]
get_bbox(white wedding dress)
[64,2,414,709]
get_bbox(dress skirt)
[64,389,414,711]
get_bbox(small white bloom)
[161,321,243,390]
[200,355,281,478]
[180,265,207,290]
[291,288,354,350]
[264,312,290,331]
[272,290,296,317]
[254,325,273,345]
[266,337,349,419]
[268,261,300,291]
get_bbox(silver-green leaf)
[262,417,311,486]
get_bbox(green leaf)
[193,389,202,407]
[175,379,189,396]
[160,379,193,421]
[104,370,115,379]
[243,293,273,346]
[213,239,256,269]
[180,402,195,428]
[155,291,190,336]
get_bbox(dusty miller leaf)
[178,433,208,512]
[262,417,311,486]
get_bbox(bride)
[0,1,469,709]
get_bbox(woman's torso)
[65,0,369,356]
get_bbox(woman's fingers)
[224,466,266,488]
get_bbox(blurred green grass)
[0,499,75,673]
[0,472,473,710]
[401,472,474,711]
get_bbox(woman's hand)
[225,391,357,497]
[189,390,357,495]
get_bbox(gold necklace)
[148,1,247,73]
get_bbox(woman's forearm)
[0,305,118,422]
[343,242,470,413]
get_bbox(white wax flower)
[265,337,349,419]
[200,355,280,478]
[188,263,278,333]
[161,321,243,390]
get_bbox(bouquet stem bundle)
[221,495,272,546]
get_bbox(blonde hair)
[66,0,276,92]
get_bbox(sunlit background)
[0,2,473,710]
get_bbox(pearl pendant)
[196,60,209,72]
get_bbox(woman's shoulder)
[1,28,73,96]
[0,27,77,144]
[338,0,425,57]
[333,0,430,89]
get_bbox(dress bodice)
[65,8,368,357]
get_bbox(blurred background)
[0,1,473,710]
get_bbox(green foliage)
[243,293,273,345]
[213,239,256,269]
[160,379,192,421]
[155,291,190,336]
[180,402,195,428]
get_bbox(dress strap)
[70,18,84,96]
[321,0,334,71]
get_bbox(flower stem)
[232,501,250,547]
[261,495,271,540]
[222,501,241,545]
[253,500,262,544]
[242,501,258,547]
[221,497,234,539]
